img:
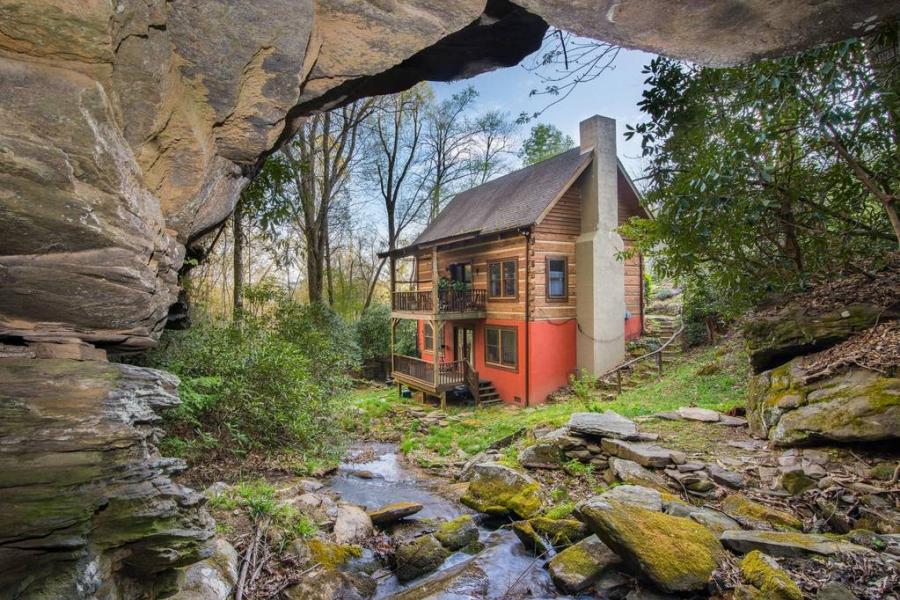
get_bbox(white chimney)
[575,115,626,375]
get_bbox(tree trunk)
[232,200,244,321]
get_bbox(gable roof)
[408,147,592,248]
[386,146,645,258]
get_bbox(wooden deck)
[391,354,481,407]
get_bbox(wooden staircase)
[477,380,501,405]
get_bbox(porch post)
[431,248,439,313]
[432,318,441,390]
[390,318,397,376]
[389,254,396,310]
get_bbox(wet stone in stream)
[327,443,590,599]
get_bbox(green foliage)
[520,123,574,165]
[623,35,899,316]
[681,278,730,347]
[210,481,318,541]
[545,501,577,520]
[569,369,596,403]
[137,304,358,458]
[564,459,594,477]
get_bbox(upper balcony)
[391,288,487,320]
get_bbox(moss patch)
[307,539,362,569]
[721,494,802,531]
[434,515,478,551]
[740,550,802,600]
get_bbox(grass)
[208,480,317,542]
[349,341,749,460]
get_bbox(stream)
[327,442,581,600]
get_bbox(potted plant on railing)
[437,278,470,311]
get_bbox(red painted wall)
[624,315,643,341]
[528,319,577,404]
[471,319,527,406]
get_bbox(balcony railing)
[392,289,486,314]
[393,355,467,387]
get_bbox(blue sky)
[432,46,657,181]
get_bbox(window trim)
[545,255,568,302]
[423,322,434,352]
[484,325,518,371]
[487,257,518,301]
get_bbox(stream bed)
[327,442,579,599]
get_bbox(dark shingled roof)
[406,147,592,250]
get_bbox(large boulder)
[721,494,802,531]
[460,462,542,519]
[743,304,891,373]
[579,498,726,593]
[747,361,899,446]
[0,359,214,599]
[568,411,640,440]
[171,538,239,600]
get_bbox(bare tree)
[279,100,374,303]
[423,86,479,221]
[363,85,434,308]
[470,110,519,185]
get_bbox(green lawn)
[349,341,750,460]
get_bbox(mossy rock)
[743,304,885,373]
[579,499,726,593]
[739,550,802,600]
[512,520,549,555]
[747,358,900,446]
[546,534,620,594]
[459,462,542,519]
[394,535,449,582]
[721,494,802,531]
[306,539,363,570]
[530,516,590,549]
[434,515,478,551]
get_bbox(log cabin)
[382,115,648,407]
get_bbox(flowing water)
[327,442,581,600]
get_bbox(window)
[485,326,517,369]
[448,262,472,284]
[488,258,517,299]
[546,256,567,300]
[423,322,434,351]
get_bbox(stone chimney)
[575,115,626,374]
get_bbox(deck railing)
[392,355,467,387]
[393,354,434,384]
[438,289,486,313]
[393,291,433,312]
[392,289,486,313]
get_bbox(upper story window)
[448,262,472,285]
[488,258,517,299]
[546,256,568,300]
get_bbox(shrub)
[569,369,596,402]
[136,303,358,459]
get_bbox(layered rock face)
[0,357,214,598]
[1,1,897,349]
[2,1,899,598]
